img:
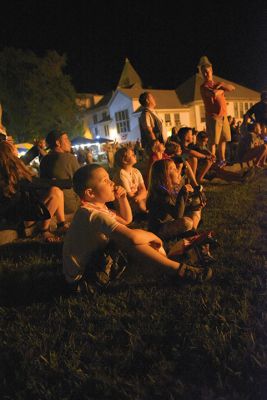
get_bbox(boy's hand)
[114,185,127,200]
[184,184,194,193]
[149,237,163,250]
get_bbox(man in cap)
[40,130,80,215]
[244,91,267,134]
[199,56,235,168]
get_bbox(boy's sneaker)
[178,263,213,282]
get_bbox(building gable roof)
[176,73,260,104]
[118,87,185,109]
[117,58,143,88]
[89,91,114,110]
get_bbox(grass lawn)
[1,171,267,400]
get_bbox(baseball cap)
[198,56,212,68]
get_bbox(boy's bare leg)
[197,160,213,183]
[42,186,65,230]
[126,243,185,277]
[188,156,198,176]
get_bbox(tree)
[0,48,82,142]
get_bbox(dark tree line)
[0,47,83,142]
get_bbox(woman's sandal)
[24,221,39,238]
[56,221,70,235]
[39,229,62,243]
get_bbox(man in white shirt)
[139,92,167,155]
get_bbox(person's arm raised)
[114,185,133,225]
[215,82,235,92]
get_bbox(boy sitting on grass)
[63,164,212,291]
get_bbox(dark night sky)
[1,0,267,94]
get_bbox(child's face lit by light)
[168,161,182,186]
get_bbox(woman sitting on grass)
[113,147,147,215]
[0,141,69,242]
[147,158,204,239]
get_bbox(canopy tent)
[71,136,92,146]
[71,136,114,146]
[95,138,113,144]
[16,143,33,154]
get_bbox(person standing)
[244,91,267,134]
[138,92,167,155]
[199,56,235,168]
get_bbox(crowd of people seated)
[0,114,266,290]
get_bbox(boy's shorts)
[206,116,231,145]
[85,242,128,287]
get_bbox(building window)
[250,102,253,108]
[200,105,206,123]
[95,127,98,136]
[234,102,239,118]
[115,110,130,133]
[93,114,98,124]
[239,103,244,118]
[174,113,181,127]
[104,125,110,137]
[244,102,249,112]
[164,114,171,125]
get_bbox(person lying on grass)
[63,164,212,290]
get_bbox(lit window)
[174,113,181,126]
[239,103,244,118]
[165,114,171,125]
[200,105,206,123]
[115,109,130,133]
[104,125,110,137]
[234,102,239,118]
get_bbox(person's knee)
[50,186,63,199]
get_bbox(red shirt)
[200,80,227,117]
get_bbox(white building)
[77,58,260,143]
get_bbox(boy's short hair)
[46,129,64,149]
[247,123,256,133]
[177,127,192,142]
[139,92,149,107]
[165,141,181,156]
[197,131,208,141]
[73,164,102,198]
